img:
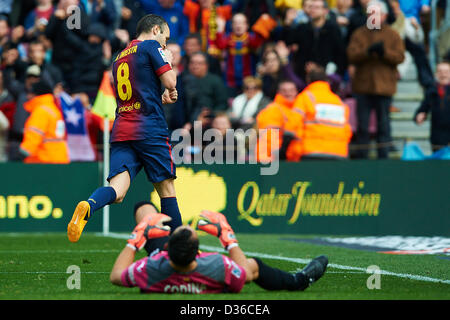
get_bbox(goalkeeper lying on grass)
[110,201,328,293]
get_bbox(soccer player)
[67,14,182,243]
[109,202,328,293]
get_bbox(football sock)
[144,236,169,256]
[160,197,182,232]
[253,258,308,291]
[87,186,117,214]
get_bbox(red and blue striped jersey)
[111,39,172,142]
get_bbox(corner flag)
[91,71,117,120]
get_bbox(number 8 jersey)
[111,39,172,142]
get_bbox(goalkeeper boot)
[296,255,328,290]
[67,201,91,243]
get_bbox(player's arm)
[159,69,177,91]
[157,48,177,90]
[155,47,177,103]
[110,246,136,286]
[110,212,172,286]
[197,210,258,283]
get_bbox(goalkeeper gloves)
[127,213,172,251]
[197,210,238,250]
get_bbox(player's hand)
[127,213,171,251]
[168,88,178,102]
[163,48,174,67]
[162,88,177,104]
[197,210,238,250]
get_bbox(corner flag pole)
[103,117,110,236]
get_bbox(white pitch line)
[0,271,109,274]
[0,249,118,254]
[97,234,450,285]
[1,233,448,285]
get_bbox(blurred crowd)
[0,0,449,164]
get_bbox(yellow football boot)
[67,201,91,243]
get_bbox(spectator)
[256,80,303,162]
[5,64,42,161]
[257,43,306,99]
[183,51,229,126]
[27,40,63,89]
[110,28,131,59]
[0,68,13,162]
[165,41,187,132]
[70,23,110,101]
[181,32,222,76]
[8,0,37,27]
[0,69,14,108]
[207,112,239,162]
[330,0,355,40]
[119,0,145,39]
[183,0,232,58]
[347,0,394,42]
[138,0,189,47]
[0,108,8,162]
[79,0,117,35]
[293,66,352,160]
[414,61,450,152]
[215,13,276,96]
[23,0,54,39]
[292,0,314,26]
[1,41,28,83]
[396,0,434,91]
[285,0,346,80]
[19,81,70,163]
[347,0,405,159]
[0,15,10,55]
[0,0,13,19]
[45,0,90,89]
[232,0,278,27]
[229,76,271,130]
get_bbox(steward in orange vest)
[256,80,302,162]
[20,81,70,163]
[293,69,352,159]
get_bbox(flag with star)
[59,92,96,161]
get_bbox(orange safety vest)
[20,94,70,164]
[255,94,303,162]
[293,81,352,159]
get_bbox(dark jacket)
[415,84,450,147]
[79,0,117,32]
[182,72,229,123]
[45,9,90,83]
[285,19,346,79]
[62,23,109,94]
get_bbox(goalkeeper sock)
[87,186,117,213]
[160,197,182,233]
[144,236,169,256]
[253,258,308,291]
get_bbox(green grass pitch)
[0,233,449,300]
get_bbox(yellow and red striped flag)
[91,71,117,121]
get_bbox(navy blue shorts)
[108,138,176,183]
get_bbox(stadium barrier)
[0,161,449,236]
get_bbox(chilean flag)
[59,92,96,162]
